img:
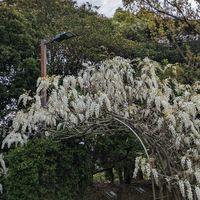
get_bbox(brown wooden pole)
[41,40,47,78]
[40,40,47,107]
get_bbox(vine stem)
[113,117,156,200]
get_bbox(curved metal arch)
[113,117,149,159]
[113,117,156,200]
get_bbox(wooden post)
[40,40,47,107]
[41,40,47,78]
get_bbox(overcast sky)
[76,0,123,17]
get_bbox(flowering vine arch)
[1,57,200,200]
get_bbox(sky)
[76,0,123,17]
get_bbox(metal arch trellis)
[113,117,156,200]
[49,115,157,200]
[113,117,150,160]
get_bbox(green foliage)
[0,3,40,118]
[4,138,92,200]
[2,0,134,76]
[91,133,143,184]
[112,9,184,63]
[112,8,200,83]
[2,133,144,199]
[93,172,107,183]
[1,135,143,199]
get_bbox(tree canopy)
[121,0,200,82]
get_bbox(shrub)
[4,138,92,200]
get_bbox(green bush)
[4,138,92,200]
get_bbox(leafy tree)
[0,3,40,119]
[3,0,134,75]
[122,0,200,34]
[112,8,185,63]
[121,0,200,73]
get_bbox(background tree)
[112,8,185,63]
[121,0,200,83]
[0,4,40,119]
